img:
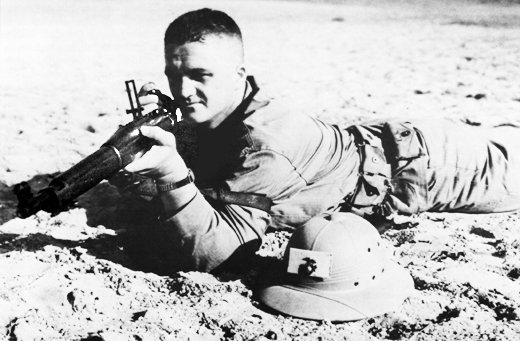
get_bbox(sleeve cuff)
[159,191,214,237]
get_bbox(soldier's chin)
[180,105,206,123]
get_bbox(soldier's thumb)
[138,82,157,96]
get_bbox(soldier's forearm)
[159,183,198,215]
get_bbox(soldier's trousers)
[387,120,520,214]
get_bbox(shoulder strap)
[200,188,272,212]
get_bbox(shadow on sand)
[0,174,181,275]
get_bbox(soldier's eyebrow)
[164,67,212,77]
[188,68,213,76]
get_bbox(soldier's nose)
[180,76,196,99]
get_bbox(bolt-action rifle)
[13,80,178,218]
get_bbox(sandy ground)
[1,0,520,340]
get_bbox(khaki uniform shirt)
[162,77,520,272]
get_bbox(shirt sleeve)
[160,148,304,272]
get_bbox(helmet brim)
[256,261,414,322]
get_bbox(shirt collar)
[243,76,270,115]
[201,76,269,134]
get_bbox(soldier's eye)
[191,72,212,82]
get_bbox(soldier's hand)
[125,126,189,183]
[138,82,161,115]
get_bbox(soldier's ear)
[236,63,246,80]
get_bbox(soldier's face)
[164,35,245,128]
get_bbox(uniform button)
[372,156,379,163]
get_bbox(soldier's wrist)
[156,169,195,193]
[158,179,198,215]
[156,165,190,184]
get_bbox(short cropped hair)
[164,8,242,46]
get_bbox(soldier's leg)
[415,120,520,213]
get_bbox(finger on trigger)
[125,156,150,173]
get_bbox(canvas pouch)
[346,121,429,217]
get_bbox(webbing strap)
[344,126,392,216]
[200,188,272,212]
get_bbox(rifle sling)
[200,188,272,212]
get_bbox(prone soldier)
[124,8,520,274]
